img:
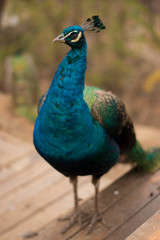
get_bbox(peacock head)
[53,26,85,48]
[53,15,106,49]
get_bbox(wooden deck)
[126,210,160,240]
[0,125,160,240]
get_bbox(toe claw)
[58,209,90,233]
[58,212,73,221]
[86,212,107,234]
[61,214,77,233]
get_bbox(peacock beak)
[52,34,65,43]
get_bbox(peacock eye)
[70,32,78,40]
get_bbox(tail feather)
[146,147,160,172]
[127,141,160,172]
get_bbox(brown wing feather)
[91,89,136,152]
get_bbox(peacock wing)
[84,86,136,152]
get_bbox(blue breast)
[33,42,119,177]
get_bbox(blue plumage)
[33,16,160,234]
[34,25,119,178]
[33,19,119,232]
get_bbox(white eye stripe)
[71,31,82,42]
[64,30,78,39]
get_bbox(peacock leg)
[58,176,89,233]
[86,176,107,234]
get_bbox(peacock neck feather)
[33,37,119,171]
[37,41,99,141]
[35,40,107,158]
[46,42,87,111]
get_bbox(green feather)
[127,141,160,172]
[83,86,99,111]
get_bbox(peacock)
[33,15,160,234]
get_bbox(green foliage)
[1,0,159,80]
[16,104,37,122]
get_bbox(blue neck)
[47,43,87,108]
[34,41,113,164]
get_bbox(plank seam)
[103,193,160,240]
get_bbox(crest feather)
[81,15,106,32]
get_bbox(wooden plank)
[0,177,90,240]
[0,131,31,146]
[0,169,60,215]
[0,125,159,240]
[27,169,159,240]
[67,171,160,240]
[105,172,160,240]
[105,194,160,240]
[0,170,63,234]
[0,131,32,167]
[0,153,50,199]
[0,173,81,235]
[0,163,129,236]
[0,168,144,240]
[0,152,40,183]
[126,209,160,240]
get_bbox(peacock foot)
[86,211,108,234]
[58,208,90,233]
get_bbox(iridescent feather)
[34,15,160,234]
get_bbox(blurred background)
[0,0,160,142]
